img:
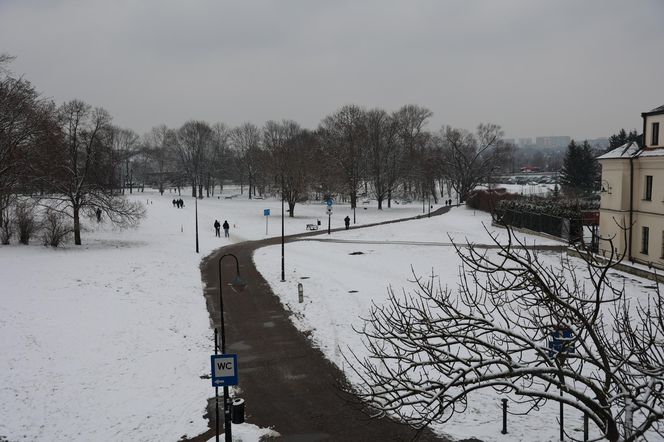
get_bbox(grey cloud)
[1,0,662,138]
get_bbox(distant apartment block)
[518,138,533,147]
[535,136,571,149]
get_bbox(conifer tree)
[560,140,597,195]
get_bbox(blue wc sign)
[211,354,238,387]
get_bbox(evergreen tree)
[560,140,597,194]
[607,128,638,151]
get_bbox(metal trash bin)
[231,398,245,424]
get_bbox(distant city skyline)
[1,0,661,139]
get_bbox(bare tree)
[348,227,664,441]
[263,120,316,216]
[37,100,144,245]
[439,123,506,203]
[111,127,140,194]
[319,105,367,208]
[144,124,176,195]
[365,109,400,210]
[209,122,231,195]
[176,120,212,198]
[0,62,49,225]
[230,122,262,199]
[395,104,433,198]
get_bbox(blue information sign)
[326,198,333,207]
[211,354,238,387]
[548,328,575,358]
[264,208,270,216]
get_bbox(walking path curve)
[192,205,507,441]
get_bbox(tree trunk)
[73,204,81,245]
[288,201,295,218]
[377,197,383,210]
[191,183,196,197]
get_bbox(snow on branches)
[346,226,664,441]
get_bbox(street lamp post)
[281,174,285,282]
[216,253,246,442]
[195,197,199,253]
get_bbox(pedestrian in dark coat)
[344,216,350,230]
[222,220,230,237]
[214,220,221,237]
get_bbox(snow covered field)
[0,188,425,442]
[2,187,660,442]
[253,206,661,442]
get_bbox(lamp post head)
[230,275,247,292]
[601,180,612,194]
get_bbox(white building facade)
[598,104,664,269]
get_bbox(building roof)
[597,140,664,160]
[642,104,664,116]
[597,141,641,159]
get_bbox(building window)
[645,175,653,201]
[641,226,649,255]
[653,122,660,146]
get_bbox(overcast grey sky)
[1,0,662,139]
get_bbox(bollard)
[231,398,245,424]
[501,399,508,434]
[298,283,304,303]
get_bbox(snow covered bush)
[15,201,38,245]
[41,210,73,247]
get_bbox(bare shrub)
[0,209,14,244]
[41,210,73,247]
[15,202,38,245]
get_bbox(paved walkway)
[191,206,483,442]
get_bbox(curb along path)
[193,206,466,442]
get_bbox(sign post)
[263,208,270,235]
[326,199,333,235]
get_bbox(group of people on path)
[172,198,185,208]
[444,199,454,206]
[214,219,230,238]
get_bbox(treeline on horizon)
[1,54,621,245]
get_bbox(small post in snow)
[501,398,508,434]
[298,283,303,303]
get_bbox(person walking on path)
[222,220,230,238]
[214,220,221,237]
[344,215,350,230]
